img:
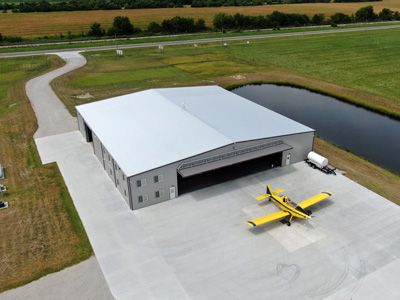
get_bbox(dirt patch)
[75,92,93,99]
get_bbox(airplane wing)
[297,192,332,209]
[246,211,290,228]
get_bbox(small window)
[124,190,127,196]
[154,175,159,183]
[138,195,143,203]
[155,191,160,198]
[122,175,125,181]
[116,179,119,185]
[136,180,141,187]
[108,154,111,161]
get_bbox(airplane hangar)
[76,86,314,210]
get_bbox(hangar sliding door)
[177,141,291,194]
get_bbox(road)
[26,51,85,138]
[1,24,400,58]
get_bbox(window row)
[138,190,163,203]
[136,174,163,188]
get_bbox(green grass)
[52,26,400,205]
[0,55,92,292]
[55,27,400,119]
[1,21,399,54]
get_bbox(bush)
[378,8,394,21]
[355,6,377,22]
[0,34,23,43]
[330,13,352,24]
[87,22,105,37]
[311,14,325,25]
[109,16,135,36]
[161,16,198,34]
[147,21,162,33]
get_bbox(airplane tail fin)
[266,184,273,196]
[256,184,284,201]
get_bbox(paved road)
[1,257,113,300]
[26,51,85,138]
[1,24,400,58]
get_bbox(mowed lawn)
[53,27,400,204]
[54,28,400,118]
[0,56,91,291]
[1,0,400,37]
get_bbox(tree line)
[0,0,381,13]
[0,6,398,43]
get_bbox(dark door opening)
[84,123,93,142]
[178,152,282,195]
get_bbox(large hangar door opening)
[177,152,282,195]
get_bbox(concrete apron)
[25,51,400,300]
[30,52,189,300]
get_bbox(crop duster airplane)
[246,184,332,227]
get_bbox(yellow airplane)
[246,184,332,227]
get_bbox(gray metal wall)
[127,131,314,209]
[78,113,313,210]
[80,118,131,207]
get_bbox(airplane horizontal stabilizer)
[246,211,290,227]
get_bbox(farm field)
[0,55,92,291]
[1,0,400,37]
[52,27,400,203]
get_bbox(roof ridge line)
[154,89,235,145]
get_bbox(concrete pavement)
[3,36,399,298]
[34,130,400,299]
[1,24,400,58]
[35,131,190,300]
[25,51,85,138]
[1,257,113,300]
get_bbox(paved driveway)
[1,257,113,300]
[26,52,85,138]
[35,131,189,300]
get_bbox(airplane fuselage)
[270,194,310,220]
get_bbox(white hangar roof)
[76,86,313,177]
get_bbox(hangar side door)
[177,141,292,178]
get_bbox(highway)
[1,23,400,57]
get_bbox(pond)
[232,84,400,174]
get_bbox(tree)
[355,6,377,22]
[379,8,394,21]
[147,21,162,33]
[195,18,207,31]
[330,13,352,24]
[311,14,325,25]
[213,13,234,31]
[110,16,134,36]
[87,22,104,37]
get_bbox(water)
[233,84,400,174]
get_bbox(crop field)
[0,56,91,291]
[53,27,400,203]
[1,0,400,37]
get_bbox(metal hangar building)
[76,86,314,209]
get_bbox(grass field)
[53,27,400,203]
[0,56,92,292]
[54,28,400,118]
[1,0,400,37]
